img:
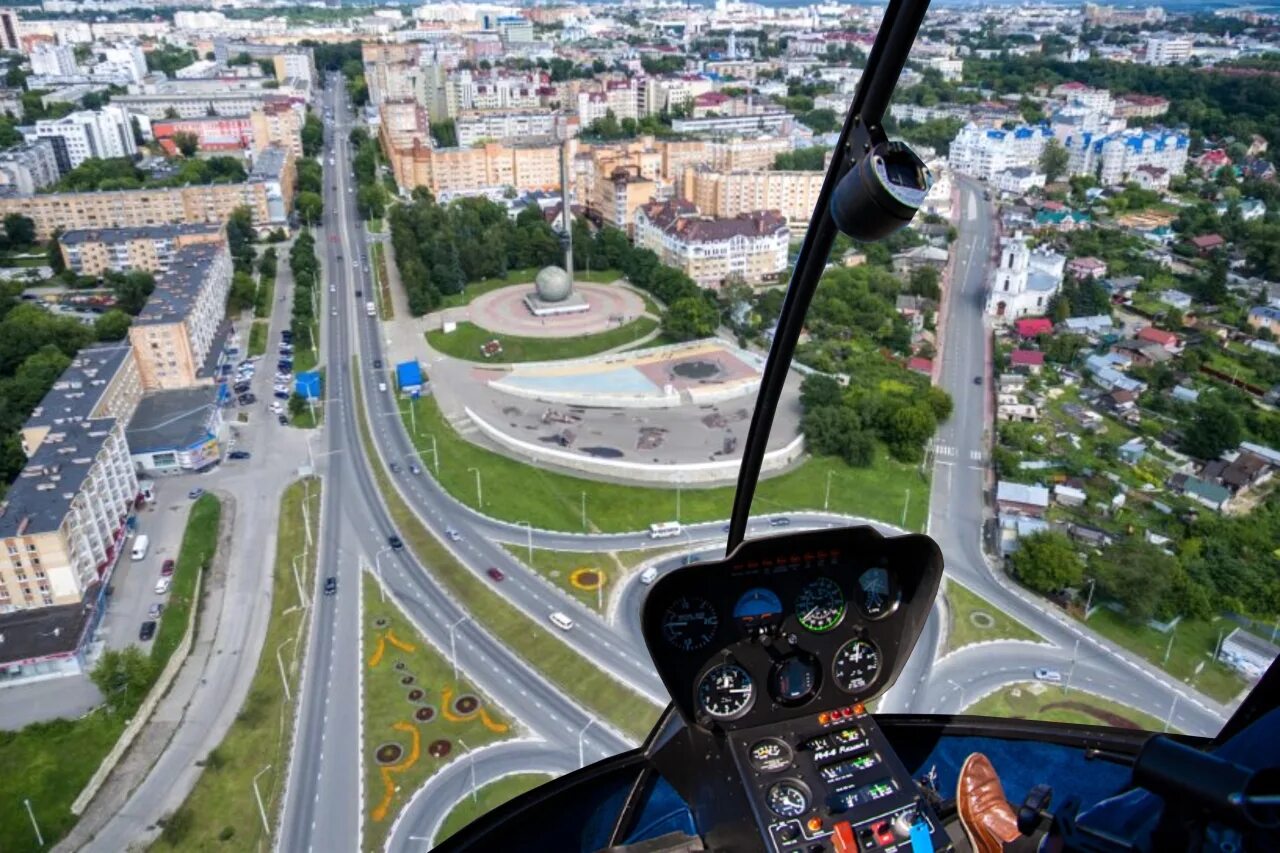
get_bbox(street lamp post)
[459,738,478,806]
[581,491,587,532]
[1083,578,1096,620]
[516,521,533,563]
[467,467,482,508]
[291,555,309,608]
[824,469,834,512]
[276,637,295,702]
[578,718,596,768]
[947,679,965,712]
[675,482,682,523]
[1163,625,1177,665]
[252,764,273,836]
[448,615,469,682]
[1164,693,1180,733]
[373,547,393,603]
[23,799,43,848]
[1066,638,1080,694]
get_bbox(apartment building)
[577,79,642,125]
[451,68,545,113]
[0,146,293,239]
[682,166,824,227]
[456,110,559,146]
[1114,94,1170,120]
[249,101,305,157]
[114,85,306,121]
[30,43,78,77]
[592,166,658,236]
[32,104,136,172]
[59,223,226,276]
[0,344,141,679]
[128,243,233,391]
[948,123,1053,182]
[1145,35,1193,66]
[670,113,792,136]
[1051,82,1114,116]
[0,139,59,194]
[151,114,254,154]
[634,199,789,288]
[0,8,19,52]
[1064,127,1190,186]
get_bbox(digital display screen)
[817,752,880,783]
[828,778,896,813]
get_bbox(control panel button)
[831,821,856,852]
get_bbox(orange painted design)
[479,709,509,733]
[371,721,422,822]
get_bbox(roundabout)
[464,280,647,339]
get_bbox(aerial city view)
[0,0,1277,850]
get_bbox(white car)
[154,577,172,596]
[640,567,658,585]
[269,403,283,414]
[1034,668,1063,683]
[329,284,336,292]
[549,612,574,631]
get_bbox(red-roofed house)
[1189,233,1225,256]
[1137,326,1180,351]
[1010,350,1045,374]
[1195,149,1232,175]
[907,357,933,375]
[1016,318,1054,338]
[1067,256,1108,279]
[692,91,731,118]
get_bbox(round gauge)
[748,737,793,774]
[697,663,755,721]
[765,780,810,818]
[661,595,719,651]
[733,588,783,633]
[857,566,898,620]
[832,639,882,694]
[795,577,846,633]
[769,653,820,707]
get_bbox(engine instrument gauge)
[733,588,783,634]
[661,595,719,651]
[697,663,755,721]
[832,639,881,694]
[748,737,793,774]
[857,566,897,619]
[765,780,810,818]
[795,577,845,633]
[769,653,820,707]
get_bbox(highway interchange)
[78,75,1236,852]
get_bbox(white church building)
[987,233,1066,322]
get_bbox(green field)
[0,496,223,852]
[1082,608,1246,704]
[427,317,658,363]
[362,573,513,851]
[967,683,1170,732]
[151,478,319,851]
[248,320,268,357]
[254,270,274,319]
[943,580,1041,654]
[355,370,662,742]
[373,243,393,320]
[506,545,702,612]
[400,395,929,533]
[435,774,552,844]
[437,268,625,310]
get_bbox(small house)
[996,481,1050,517]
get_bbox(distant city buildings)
[30,104,136,172]
[59,223,226,277]
[634,199,788,287]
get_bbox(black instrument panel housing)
[641,526,943,733]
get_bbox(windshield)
[0,6,1274,853]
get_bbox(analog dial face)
[748,737,793,774]
[733,588,784,633]
[661,595,719,651]
[832,639,882,694]
[857,566,897,619]
[766,780,810,818]
[697,663,755,721]
[795,577,846,633]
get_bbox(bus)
[131,534,150,561]
[365,301,376,317]
[648,521,682,539]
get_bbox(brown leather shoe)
[957,753,1022,853]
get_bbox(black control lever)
[1018,783,1053,836]
[1085,747,1138,767]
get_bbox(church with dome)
[985,233,1066,323]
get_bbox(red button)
[831,820,856,852]
[873,821,895,846]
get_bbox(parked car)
[324,576,338,596]
[188,488,204,499]
[234,382,251,393]
[388,535,404,550]
[640,567,659,585]
[229,450,251,460]
[278,414,289,425]
[154,577,172,595]
[139,620,157,641]
[1034,668,1063,683]
[487,567,505,582]
[161,559,175,577]
[274,391,290,400]
[148,603,164,619]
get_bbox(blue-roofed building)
[949,122,1052,182]
[396,360,424,394]
[1248,305,1280,337]
[1063,126,1190,187]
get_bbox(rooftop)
[0,587,100,668]
[638,199,788,243]
[60,222,223,246]
[135,243,226,327]
[126,387,220,453]
[250,146,289,181]
[997,480,1050,508]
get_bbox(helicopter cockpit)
[432,0,1280,849]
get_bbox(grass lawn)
[426,317,658,363]
[0,253,48,268]
[437,268,625,310]
[373,243,393,320]
[292,325,319,374]
[151,478,319,851]
[254,270,275,320]
[967,682,1170,732]
[0,494,224,852]
[152,494,220,667]
[943,579,1041,654]
[400,395,929,534]
[362,573,513,851]
[505,545,697,612]
[355,370,661,742]
[368,217,384,233]
[435,774,551,845]
[1081,608,1246,705]
[248,320,268,357]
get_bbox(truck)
[649,521,682,540]
[365,301,376,317]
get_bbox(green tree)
[90,646,157,713]
[883,402,936,463]
[799,373,843,409]
[3,214,35,249]
[94,309,132,341]
[663,296,720,341]
[227,270,257,313]
[1094,540,1178,622]
[1010,531,1084,594]
[1040,138,1069,183]
[1181,398,1242,460]
[430,119,458,148]
[356,183,387,220]
[302,111,324,157]
[908,266,941,300]
[296,191,324,226]
[173,131,199,157]
[288,392,308,418]
[109,271,156,315]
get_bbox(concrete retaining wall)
[71,571,203,816]
[465,406,805,485]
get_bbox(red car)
[161,559,175,577]
[486,567,505,582]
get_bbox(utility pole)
[468,467,482,508]
[1164,693,1179,733]
[1163,625,1177,665]
[676,482,681,523]
[581,491,587,531]
[1214,627,1226,663]
[1066,638,1080,694]
[578,719,596,768]
[901,488,911,528]
[1083,577,1096,620]
[276,637,295,702]
[252,765,273,836]
[23,799,42,848]
[824,469,833,512]
[459,738,478,806]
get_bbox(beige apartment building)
[0,147,294,240]
[128,243,233,390]
[249,101,305,157]
[634,199,789,288]
[59,223,226,277]
[592,166,658,235]
[682,166,825,227]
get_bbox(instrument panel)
[641,525,942,733]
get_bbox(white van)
[649,522,682,540]
[549,612,574,631]
[131,534,150,561]
[639,567,658,585]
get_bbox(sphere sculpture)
[534,265,573,303]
